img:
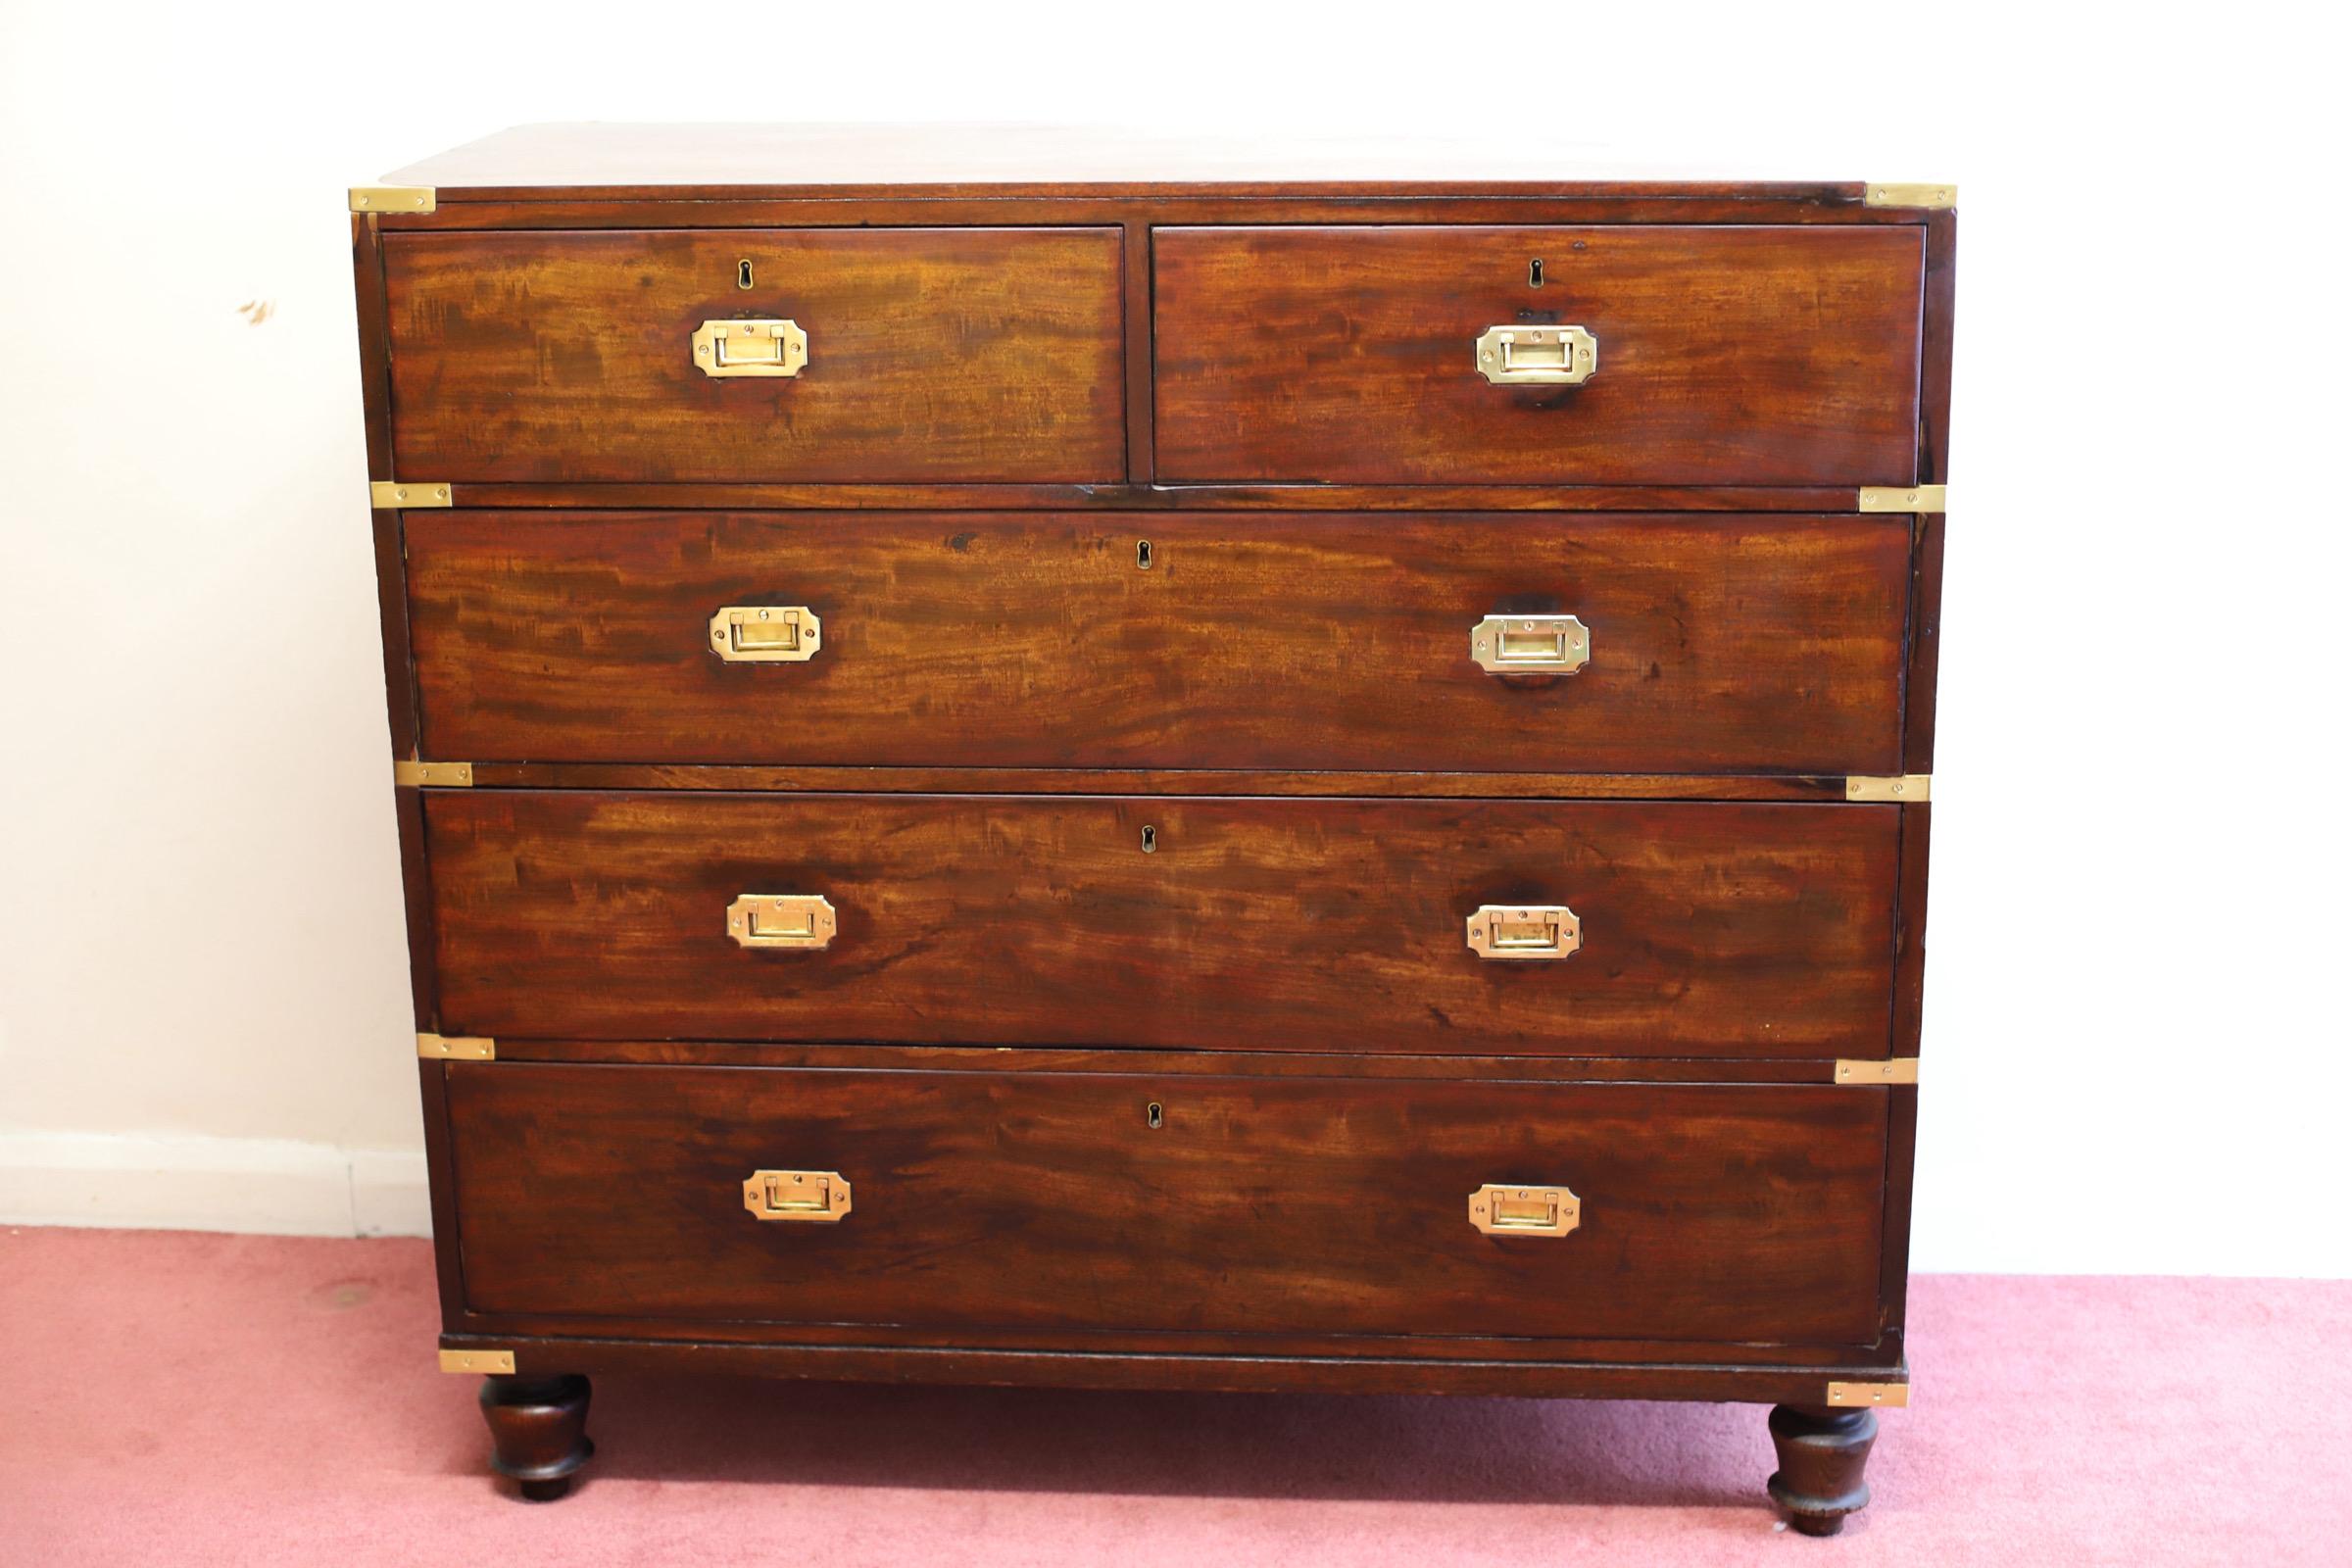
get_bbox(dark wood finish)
[1904,511,1946,773]
[348,136,1950,1523]
[406,511,1910,774]
[383,196,1934,238]
[1880,1085,1920,1337]
[1154,226,1922,485]
[348,217,394,479]
[458,1332,1893,1403]
[447,1061,1884,1344]
[1891,804,1935,1062]
[1920,212,1958,485]
[478,1374,593,1502]
[484,1040,1861,1080]
[461,765,1854,802]
[367,510,417,761]
[440,482,1867,512]
[383,228,1125,482]
[460,1317,1891,1370]
[425,793,1898,1054]
[389,787,436,1028]
[416,1060,466,1325]
[1767,1404,1879,1536]
[1879,801,1933,1332]
[1121,219,1153,482]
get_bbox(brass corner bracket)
[417,1033,494,1061]
[1863,182,1956,210]
[1834,1058,1920,1087]
[350,185,436,215]
[393,760,473,788]
[1826,1381,1910,1408]
[370,480,453,509]
[438,1348,514,1374]
[1844,774,1930,803]
[1858,485,1947,514]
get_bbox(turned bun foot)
[478,1373,594,1501]
[1766,1402,1879,1536]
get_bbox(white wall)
[2,3,2343,1269]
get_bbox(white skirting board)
[0,1132,432,1237]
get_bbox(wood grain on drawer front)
[426,794,1898,1055]
[407,511,1910,775]
[447,1062,1887,1345]
[382,228,1125,482]
[1153,225,1923,485]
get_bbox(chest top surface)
[374,122,1906,202]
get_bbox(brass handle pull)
[710,605,821,662]
[1468,1184,1581,1237]
[727,894,837,950]
[692,318,808,378]
[1466,904,1581,961]
[1474,324,1596,385]
[1471,613,1589,674]
[743,1169,852,1223]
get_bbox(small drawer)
[1153,225,1924,485]
[426,793,1899,1056]
[405,510,1912,775]
[382,228,1126,482]
[446,1060,1888,1346]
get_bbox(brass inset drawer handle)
[1469,1184,1581,1237]
[726,894,837,950]
[692,318,808,378]
[1474,324,1596,385]
[743,1169,852,1223]
[1466,905,1581,961]
[710,605,821,662]
[1471,613,1589,674]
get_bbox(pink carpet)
[3,1228,2346,1566]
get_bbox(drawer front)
[408,511,1910,775]
[1154,225,1923,485]
[428,794,1897,1055]
[448,1062,1887,1345]
[382,228,1126,482]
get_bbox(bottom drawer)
[447,1062,1887,1347]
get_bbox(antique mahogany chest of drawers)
[347,126,1950,1533]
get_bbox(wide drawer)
[447,1061,1887,1345]
[427,794,1898,1055]
[1154,225,1923,485]
[381,228,1126,482]
[407,511,1911,774]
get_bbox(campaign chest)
[348,127,1950,1534]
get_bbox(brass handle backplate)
[1466,905,1581,961]
[692,318,808,378]
[1468,1184,1581,1237]
[1471,613,1589,674]
[743,1169,852,1223]
[710,605,821,662]
[1475,324,1596,385]
[727,894,837,950]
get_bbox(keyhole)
[1141,824,1157,854]
[1136,539,1153,569]
[1528,258,1544,288]
[1146,1102,1164,1129]
[737,259,755,290]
